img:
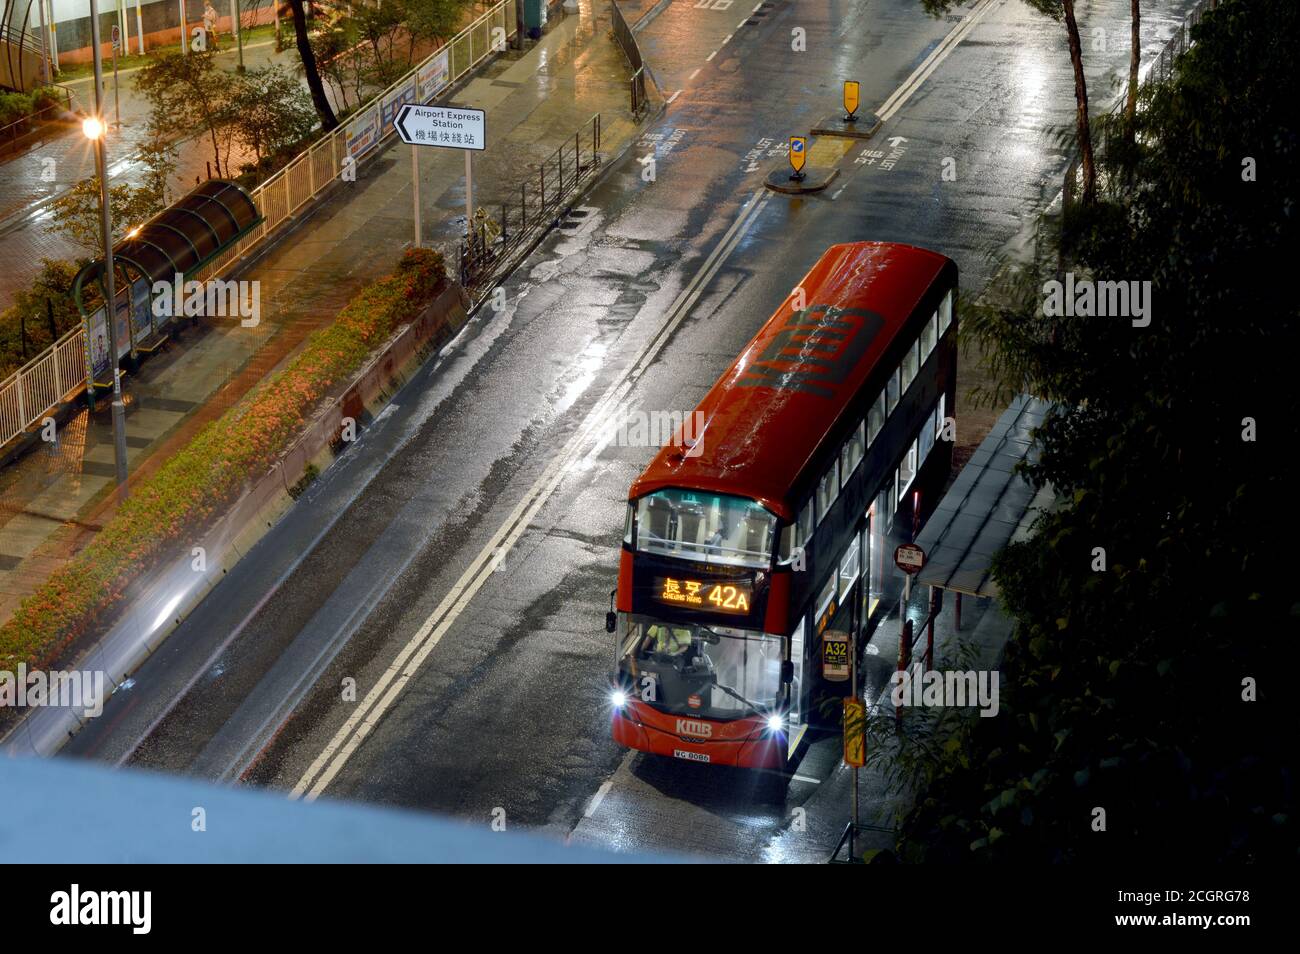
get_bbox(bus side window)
[840,420,865,485]
[816,459,839,524]
[867,392,884,447]
[921,310,937,359]
[939,289,954,334]
[799,499,814,546]
[902,336,919,393]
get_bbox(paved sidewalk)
[0,0,650,623]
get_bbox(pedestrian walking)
[203,2,220,49]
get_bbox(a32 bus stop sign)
[894,543,926,574]
[394,104,486,151]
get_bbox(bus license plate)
[674,749,709,763]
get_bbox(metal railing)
[459,113,602,291]
[0,85,76,156]
[1062,0,1220,211]
[610,1,651,116]
[0,0,518,454]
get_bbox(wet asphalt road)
[61,0,1199,860]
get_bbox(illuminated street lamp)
[87,0,130,489]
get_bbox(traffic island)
[764,166,840,194]
[811,113,882,140]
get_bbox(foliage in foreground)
[894,0,1298,862]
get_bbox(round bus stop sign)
[894,543,926,574]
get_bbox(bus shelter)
[72,179,261,402]
[913,395,1056,620]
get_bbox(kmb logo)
[676,718,712,738]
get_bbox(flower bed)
[0,247,446,669]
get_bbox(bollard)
[895,618,912,728]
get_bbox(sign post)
[411,145,421,247]
[788,136,807,182]
[843,631,864,860]
[110,24,121,128]
[843,80,860,122]
[466,150,474,239]
[893,543,926,725]
[394,103,487,241]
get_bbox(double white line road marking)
[293,0,1002,802]
[292,191,772,800]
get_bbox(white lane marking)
[831,186,845,200]
[792,773,821,784]
[668,89,682,104]
[722,32,732,45]
[689,67,701,81]
[585,778,615,817]
[752,1,762,9]
[877,0,998,124]
[736,19,747,30]
[292,191,773,801]
[706,50,717,61]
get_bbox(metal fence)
[459,114,602,292]
[610,1,651,116]
[0,0,518,454]
[1062,0,1220,211]
[0,86,75,157]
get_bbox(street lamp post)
[233,0,245,72]
[87,0,130,489]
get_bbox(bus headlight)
[766,714,785,734]
[610,690,628,709]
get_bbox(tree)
[921,0,1097,203]
[1125,0,1140,137]
[137,122,180,205]
[229,65,317,167]
[896,0,1298,863]
[288,0,339,131]
[402,0,471,63]
[0,259,83,374]
[135,50,236,178]
[50,178,167,258]
[353,0,407,82]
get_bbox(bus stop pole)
[926,585,936,671]
[465,150,474,237]
[850,630,859,859]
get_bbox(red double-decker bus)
[606,242,958,771]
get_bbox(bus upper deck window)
[940,289,954,334]
[902,337,919,392]
[886,365,900,415]
[816,459,839,524]
[867,393,884,446]
[921,311,937,358]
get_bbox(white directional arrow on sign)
[394,103,486,151]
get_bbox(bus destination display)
[653,576,752,615]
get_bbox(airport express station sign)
[394,104,486,151]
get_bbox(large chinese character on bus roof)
[736,304,884,398]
